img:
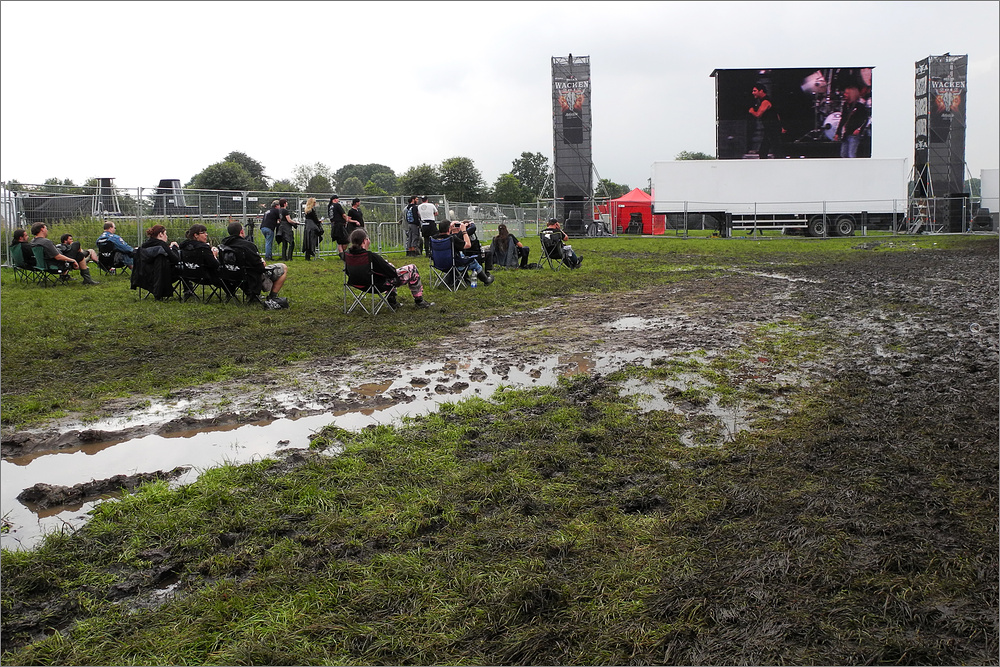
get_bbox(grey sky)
[2,1,997,191]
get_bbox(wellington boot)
[478,271,494,286]
[81,268,100,285]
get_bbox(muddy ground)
[2,240,998,663]
[2,241,998,497]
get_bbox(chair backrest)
[430,237,457,271]
[343,250,376,289]
[96,239,129,270]
[31,244,59,272]
[539,229,564,259]
[216,243,259,296]
[178,248,216,283]
[10,243,33,269]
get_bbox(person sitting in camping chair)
[97,221,136,268]
[489,224,530,269]
[345,228,433,310]
[540,218,583,269]
[218,221,290,309]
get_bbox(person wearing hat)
[328,195,349,258]
[541,218,583,269]
[417,195,438,258]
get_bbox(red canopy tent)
[598,188,666,235]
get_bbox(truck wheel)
[807,216,826,237]
[833,215,856,237]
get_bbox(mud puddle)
[2,341,677,550]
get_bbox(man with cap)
[328,195,349,258]
[417,195,438,258]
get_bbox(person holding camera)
[433,219,494,285]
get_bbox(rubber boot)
[478,270,494,286]
[81,268,100,285]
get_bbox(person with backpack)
[404,195,422,256]
[260,199,280,260]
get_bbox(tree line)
[5,150,730,204]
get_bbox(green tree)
[224,151,269,189]
[340,177,364,195]
[191,162,256,191]
[964,178,981,198]
[369,171,398,195]
[42,177,80,194]
[440,156,485,202]
[292,162,335,192]
[510,151,550,199]
[333,164,396,192]
[492,173,526,205]
[306,174,334,194]
[363,180,388,197]
[397,164,442,197]
[676,150,714,160]
[269,179,299,193]
[595,178,629,199]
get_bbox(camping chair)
[130,246,182,300]
[539,230,566,271]
[215,244,256,305]
[9,243,42,284]
[489,236,520,270]
[96,239,132,277]
[30,245,70,287]
[177,249,225,303]
[343,251,393,315]
[429,236,470,292]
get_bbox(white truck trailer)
[651,158,909,236]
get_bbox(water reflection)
[2,348,670,550]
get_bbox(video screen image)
[713,67,873,159]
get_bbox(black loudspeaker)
[947,193,969,233]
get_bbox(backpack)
[404,205,415,224]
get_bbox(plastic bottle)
[469,273,478,288]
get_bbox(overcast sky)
[2,1,998,192]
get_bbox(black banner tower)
[551,54,593,235]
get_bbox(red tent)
[599,188,666,235]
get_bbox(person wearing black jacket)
[219,221,289,308]
[328,194,349,258]
[834,84,870,158]
[131,224,181,299]
[345,228,432,310]
[302,197,324,261]
[260,199,280,260]
[178,224,224,297]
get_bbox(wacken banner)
[913,54,968,199]
[551,54,592,231]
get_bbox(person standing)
[404,195,422,256]
[302,197,324,261]
[748,84,782,159]
[276,198,299,261]
[260,199,280,260]
[834,84,870,159]
[328,194,349,258]
[347,198,365,237]
[418,195,438,258]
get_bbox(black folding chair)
[343,251,393,315]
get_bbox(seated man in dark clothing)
[30,222,100,284]
[540,218,583,269]
[345,228,433,310]
[219,221,289,309]
[431,219,494,285]
[178,223,225,297]
[10,228,36,268]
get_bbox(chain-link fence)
[2,182,994,267]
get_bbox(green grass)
[1,234,996,665]
[1,234,980,428]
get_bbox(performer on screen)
[748,84,783,158]
[833,84,870,158]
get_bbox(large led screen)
[712,67,873,159]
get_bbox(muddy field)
[3,242,998,520]
[2,240,998,664]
